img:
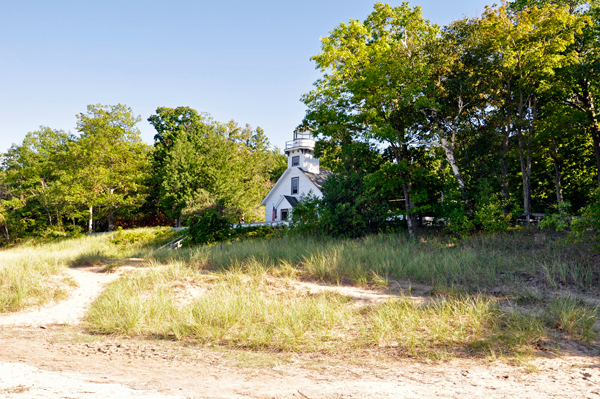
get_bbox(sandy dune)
[1,266,599,398]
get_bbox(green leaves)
[149,107,281,223]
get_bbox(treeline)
[296,0,600,238]
[0,105,286,241]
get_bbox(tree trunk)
[440,136,466,198]
[3,225,9,241]
[500,106,511,210]
[395,143,416,239]
[108,211,114,232]
[552,139,564,206]
[517,91,533,219]
[107,188,115,232]
[580,85,600,187]
[88,206,93,234]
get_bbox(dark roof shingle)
[283,195,299,207]
[299,168,332,189]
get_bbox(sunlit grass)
[86,264,564,357]
[3,226,599,359]
[0,228,177,312]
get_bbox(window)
[281,209,289,221]
[292,156,299,167]
[291,177,299,195]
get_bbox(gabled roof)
[284,195,299,207]
[261,168,292,206]
[299,168,333,189]
[261,167,333,206]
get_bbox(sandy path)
[1,331,599,399]
[0,267,122,327]
[0,362,185,399]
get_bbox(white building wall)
[263,168,323,222]
[287,149,320,173]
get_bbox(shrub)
[569,191,600,251]
[230,225,279,241]
[539,202,572,232]
[188,207,232,245]
[109,227,175,246]
[545,296,598,342]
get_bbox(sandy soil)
[1,265,599,398]
[0,266,124,327]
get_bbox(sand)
[1,265,599,398]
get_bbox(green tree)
[302,2,439,238]
[480,3,581,218]
[0,127,73,238]
[151,109,279,224]
[67,104,150,232]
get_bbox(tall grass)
[86,264,564,357]
[87,264,353,351]
[146,230,599,291]
[0,228,177,312]
[546,296,599,342]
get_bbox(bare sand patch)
[0,266,124,327]
[1,328,599,399]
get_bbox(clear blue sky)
[0,0,491,153]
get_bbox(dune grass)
[86,263,582,358]
[147,228,600,292]
[0,227,178,312]
[3,226,598,359]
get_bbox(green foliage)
[149,107,281,223]
[443,181,512,237]
[109,226,175,246]
[289,192,322,236]
[569,191,600,250]
[540,202,573,231]
[473,182,512,234]
[188,207,232,245]
[69,104,151,232]
[229,225,278,241]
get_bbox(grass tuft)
[545,296,599,342]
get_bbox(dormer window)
[292,156,299,167]
[291,177,299,195]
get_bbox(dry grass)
[3,227,599,359]
[0,228,177,312]
[85,260,597,358]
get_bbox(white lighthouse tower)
[260,129,332,222]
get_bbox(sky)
[0,0,492,153]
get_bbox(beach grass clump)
[545,296,599,342]
[86,265,352,351]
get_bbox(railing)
[233,221,289,228]
[285,138,316,149]
[157,235,188,250]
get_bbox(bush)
[290,192,322,236]
[109,227,175,246]
[443,180,511,237]
[188,207,232,245]
[539,202,572,232]
[229,225,279,241]
[569,191,600,251]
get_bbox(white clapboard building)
[261,130,332,222]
